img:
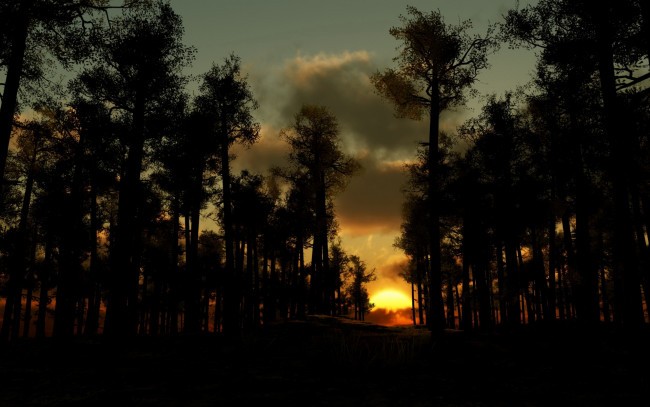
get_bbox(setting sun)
[370,289,411,311]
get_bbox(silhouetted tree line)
[385,1,650,332]
[0,0,368,340]
[2,1,648,340]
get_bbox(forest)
[0,0,649,344]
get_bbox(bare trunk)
[594,4,642,329]
[427,89,444,333]
[0,0,31,185]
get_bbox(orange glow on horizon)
[370,289,411,311]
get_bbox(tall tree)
[503,0,647,328]
[195,54,259,336]
[75,1,194,336]
[0,1,144,199]
[372,6,496,332]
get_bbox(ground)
[1,317,648,406]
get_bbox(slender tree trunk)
[505,239,520,326]
[85,181,101,336]
[36,232,53,339]
[455,283,463,327]
[221,137,239,336]
[2,136,38,341]
[631,188,650,322]
[0,0,31,186]
[411,279,416,325]
[476,262,492,331]
[23,278,33,338]
[548,211,557,321]
[594,4,643,329]
[55,129,88,338]
[185,168,203,333]
[106,90,146,337]
[427,89,444,333]
[461,222,472,330]
[496,243,507,325]
[575,169,599,324]
[530,227,547,321]
[416,254,425,325]
[170,206,180,334]
[446,275,455,329]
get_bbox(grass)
[0,318,648,406]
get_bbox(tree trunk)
[105,90,146,337]
[445,274,455,329]
[36,232,53,339]
[548,211,557,321]
[461,221,473,330]
[0,0,31,186]
[574,167,599,324]
[427,88,444,333]
[594,4,643,329]
[221,137,239,336]
[2,135,38,341]
[495,243,507,325]
[85,180,101,336]
[505,239,520,326]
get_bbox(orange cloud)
[365,307,413,326]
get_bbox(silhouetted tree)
[345,255,376,321]
[372,6,497,332]
[75,1,194,336]
[195,54,259,335]
[280,104,360,315]
[503,0,648,328]
[0,1,145,202]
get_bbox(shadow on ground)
[1,317,648,406]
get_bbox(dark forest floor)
[1,317,648,406]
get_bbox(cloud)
[242,51,468,285]
[376,253,409,283]
[365,307,413,326]
[252,50,434,155]
[335,153,407,237]
[231,124,289,174]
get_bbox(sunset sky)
[171,0,537,321]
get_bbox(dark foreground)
[1,317,648,407]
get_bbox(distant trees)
[346,255,376,321]
[279,105,360,316]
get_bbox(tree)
[280,104,360,315]
[372,6,496,332]
[75,1,194,336]
[0,1,145,201]
[503,0,647,328]
[345,255,376,321]
[195,54,259,336]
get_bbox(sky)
[169,0,537,323]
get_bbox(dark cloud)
[253,51,434,155]
[365,307,413,326]
[335,153,408,237]
[243,52,467,261]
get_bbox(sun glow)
[370,289,411,311]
